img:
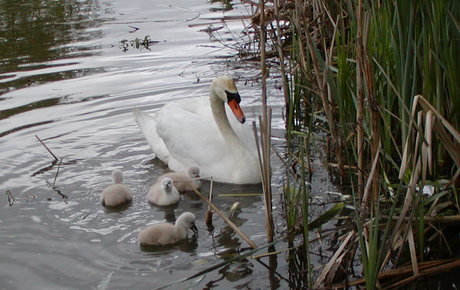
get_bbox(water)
[0,0,294,289]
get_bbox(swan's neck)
[209,88,262,183]
[210,93,244,147]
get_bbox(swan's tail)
[132,108,172,164]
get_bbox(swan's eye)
[225,90,241,104]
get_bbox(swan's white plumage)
[138,212,198,246]
[100,170,132,207]
[133,76,261,184]
[146,177,180,206]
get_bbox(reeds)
[243,0,460,288]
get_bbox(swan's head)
[188,166,200,179]
[211,76,246,124]
[177,212,198,234]
[111,170,124,184]
[161,178,173,192]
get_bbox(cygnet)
[157,166,201,192]
[100,170,133,206]
[138,212,198,246]
[146,177,180,206]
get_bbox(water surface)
[0,0,294,289]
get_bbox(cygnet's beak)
[227,98,246,124]
[164,183,170,190]
[191,224,198,235]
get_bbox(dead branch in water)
[46,158,68,199]
[5,189,15,206]
[35,135,58,161]
[34,135,67,199]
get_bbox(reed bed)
[236,0,460,288]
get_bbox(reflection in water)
[149,202,179,222]
[202,261,254,289]
[0,0,106,95]
[0,97,60,120]
[139,235,198,253]
[213,209,248,250]
[102,201,133,213]
[207,0,234,12]
[119,35,160,53]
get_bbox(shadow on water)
[148,202,180,223]
[0,0,106,95]
[102,201,133,213]
[139,235,199,253]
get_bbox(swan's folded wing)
[177,96,258,157]
[133,108,174,165]
[155,102,232,174]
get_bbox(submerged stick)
[35,135,59,161]
[312,231,354,289]
[183,176,214,225]
[384,258,460,289]
[191,187,257,249]
[46,158,68,199]
[206,177,214,226]
[383,214,460,224]
[253,116,274,244]
[52,157,63,187]
[46,179,68,199]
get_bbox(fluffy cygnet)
[157,166,201,192]
[138,212,198,246]
[146,177,180,206]
[100,170,133,206]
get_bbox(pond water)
[0,0,338,289]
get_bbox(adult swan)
[132,76,261,184]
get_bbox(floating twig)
[35,135,59,161]
[97,271,113,290]
[5,189,15,206]
[128,25,139,33]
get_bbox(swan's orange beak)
[228,99,246,124]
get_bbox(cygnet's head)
[178,212,198,234]
[188,166,200,179]
[111,170,124,184]
[161,178,173,191]
[210,76,246,124]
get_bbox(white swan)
[138,212,198,246]
[100,170,133,207]
[146,177,180,206]
[157,166,201,192]
[133,76,261,184]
